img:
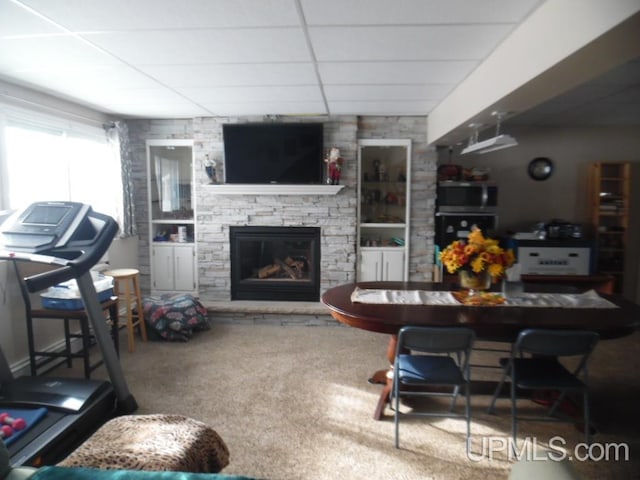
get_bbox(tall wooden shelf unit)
[589,162,630,293]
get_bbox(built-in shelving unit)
[146,139,197,294]
[357,139,411,281]
[589,161,630,294]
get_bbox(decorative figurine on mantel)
[324,147,344,185]
[204,154,217,184]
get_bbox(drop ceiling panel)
[318,61,478,85]
[73,87,197,106]
[301,0,542,25]
[102,103,212,118]
[139,63,318,87]
[2,66,166,109]
[7,65,162,92]
[203,102,327,116]
[328,100,437,115]
[18,0,300,30]
[177,85,323,103]
[308,25,515,61]
[0,35,119,71]
[324,84,452,102]
[85,28,310,65]
[0,1,64,36]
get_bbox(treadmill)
[0,201,138,466]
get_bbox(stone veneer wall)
[126,116,436,302]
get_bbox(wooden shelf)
[589,162,630,294]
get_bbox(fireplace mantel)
[204,184,344,195]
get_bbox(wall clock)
[528,157,553,181]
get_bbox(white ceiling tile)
[73,87,195,106]
[203,102,327,116]
[324,84,453,101]
[7,65,162,91]
[0,35,119,71]
[177,85,324,103]
[308,25,514,61]
[86,28,310,64]
[139,63,318,87]
[0,1,64,36]
[102,103,213,118]
[327,100,436,115]
[18,0,300,30]
[318,61,477,85]
[301,0,543,25]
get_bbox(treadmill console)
[0,201,90,253]
[0,201,119,292]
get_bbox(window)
[0,108,123,229]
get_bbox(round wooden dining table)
[321,281,640,420]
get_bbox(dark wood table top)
[321,281,640,342]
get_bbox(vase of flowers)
[440,227,515,291]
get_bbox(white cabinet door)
[151,244,195,292]
[173,244,195,291]
[359,250,382,281]
[382,249,404,281]
[151,244,175,291]
[359,249,405,281]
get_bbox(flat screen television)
[223,123,324,184]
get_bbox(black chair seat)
[511,358,586,390]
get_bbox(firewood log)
[276,258,300,279]
[258,264,281,278]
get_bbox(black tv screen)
[223,123,324,184]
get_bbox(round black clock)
[528,157,554,181]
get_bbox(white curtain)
[154,156,180,212]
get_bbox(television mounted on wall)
[222,123,324,184]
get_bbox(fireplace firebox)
[230,226,321,301]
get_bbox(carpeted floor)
[54,323,639,480]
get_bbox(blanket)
[143,294,210,342]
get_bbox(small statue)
[324,147,344,185]
[204,154,217,184]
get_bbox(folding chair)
[488,329,599,447]
[391,326,475,450]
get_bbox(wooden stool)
[104,268,147,352]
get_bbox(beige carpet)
[58,323,639,480]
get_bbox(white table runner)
[350,288,618,309]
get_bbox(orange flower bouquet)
[440,226,515,282]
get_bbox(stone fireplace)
[127,115,434,304]
[230,226,321,301]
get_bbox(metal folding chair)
[488,329,599,447]
[391,326,475,450]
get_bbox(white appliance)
[518,241,592,276]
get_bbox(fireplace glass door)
[230,226,320,301]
